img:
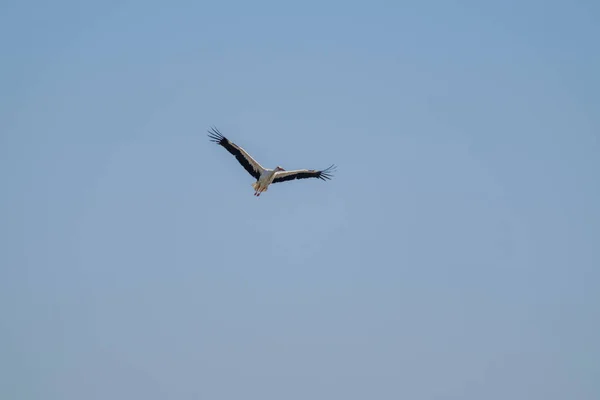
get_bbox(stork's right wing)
[208,127,265,180]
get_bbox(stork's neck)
[261,169,276,178]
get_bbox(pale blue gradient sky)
[1,1,599,399]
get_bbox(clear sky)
[1,1,599,399]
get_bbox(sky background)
[1,0,599,399]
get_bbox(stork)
[208,127,336,197]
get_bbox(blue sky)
[1,1,599,399]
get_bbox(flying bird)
[208,127,336,197]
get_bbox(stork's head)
[275,166,285,171]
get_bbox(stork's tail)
[251,182,258,190]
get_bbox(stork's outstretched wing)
[208,127,265,180]
[272,164,336,184]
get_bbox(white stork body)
[208,127,336,197]
[251,168,278,196]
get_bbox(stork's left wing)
[272,164,336,184]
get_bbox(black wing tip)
[207,126,226,143]
[319,164,337,181]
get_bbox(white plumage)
[208,127,336,197]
